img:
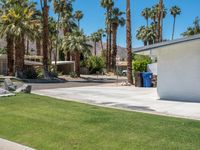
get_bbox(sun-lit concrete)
[0,138,34,150]
[33,86,200,120]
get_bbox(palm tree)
[170,6,181,40]
[141,8,151,27]
[48,17,57,61]
[61,30,91,77]
[182,17,200,37]
[0,0,39,77]
[54,0,76,61]
[101,0,114,71]
[136,26,147,46]
[97,29,106,52]
[40,0,50,79]
[146,24,157,45]
[156,0,167,42]
[136,25,156,46]
[0,0,15,75]
[74,10,83,29]
[90,32,101,56]
[32,10,43,56]
[111,8,125,70]
[151,2,167,43]
[126,0,133,84]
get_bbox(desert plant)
[86,56,105,74]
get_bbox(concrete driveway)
[33,86,200,120]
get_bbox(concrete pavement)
[0,138,34,150]
[33,86,200,120]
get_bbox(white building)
[134,34,200,102]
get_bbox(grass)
[0,94,200,150]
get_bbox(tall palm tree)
[170,6,181,40]
[54,0,76,61]
[141,8,151,27]
[101,0,114,71]
[0,0,15,75]
[126,0,133,84]
[74,10,83,29]
[150,3,167,43]
[97,29,106,52]
[40,0,50,79]
[90,32,101,56]
[157,0,167,42]
[61,30,91,76]
[32,10,43,56]
[111,8,125,70]
[0,0,39,77]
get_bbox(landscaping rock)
[4,79,17,91]
[16,84,32,94]
[0,88,15,97]
[0,88,10,95]
[120,81,131,86]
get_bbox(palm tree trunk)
[42,0,50,79]
[66,52,70,61]
[157,0,163,42]
[160,4,163,42]
[6,34,14,76]
[36,39,41,56]
[106,32,109,71]
[172,16,176,40]
[75,51,80,77]
[126,0,133,84]
[100,38,104,52]
[49,40,52,62]
[54,11,60,72]
[15,36,24,78]
[94,42,97,56]
[108,7,112,72]
[26,38,29,55]
[111,24,118,71]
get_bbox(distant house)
[134,34,200,102]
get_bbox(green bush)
[0,48,6,54]
[132,55,152,72]
[69,72,78,78]
[86,56,105,74]
[24,67,38,79]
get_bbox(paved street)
[34,86,200,120]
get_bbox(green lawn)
[0,94,199,150]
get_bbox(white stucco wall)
[157,40,200,101]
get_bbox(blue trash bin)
[142,72,153,87]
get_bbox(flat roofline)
[133,34,200,53]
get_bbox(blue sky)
[36,0,200,48]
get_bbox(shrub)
[69,72,78,78]
[132,55,152,72]
[86,56,105,74]
[0,48,6,54]
[24,67,38,79]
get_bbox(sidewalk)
[0,138,34,150]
